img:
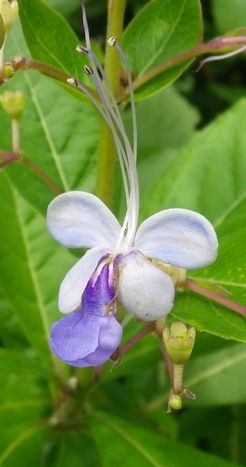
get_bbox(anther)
[83,65,93,75]
[107,36,116,47]
[76,44,89,54]
[67,77,78,87]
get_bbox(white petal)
[118,251,175,321]
[47,191,121,248]
[59,247,108,313]
[135,209,218,269]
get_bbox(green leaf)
[0,348,50,377]
[50,433,101,467]
[186,343,246,406]
[0,14,5,49]
[0,173,76,364]
[0,369,49,467]
[142,98,246,342]
[135,86,200,199]
[123,0,203,101]
[18,0,83,78]
[90,412,238,467]
[212,0,246,34]
[47,0,79,16]
[2,24,99,215]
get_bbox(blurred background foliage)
[0,0,246,466]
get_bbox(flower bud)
[0,90,25,119]
[168,393,182,411]
[0,0,19,33]
[163,321,196,365]
[3,63,14,77]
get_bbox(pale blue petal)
[59,247,108,313]
[47,191,121,249]
[135,209,218,269]
[118,251,175,321]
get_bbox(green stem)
[172,364,184,394]
[11,118,20,154]
[96,0,126,207]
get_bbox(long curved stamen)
[196,45,246,71]
[81,4,139,246]
[69,5,140,250]
[107,36,139,247]
[84,48,138,248]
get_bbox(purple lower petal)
[82,315,122,366]
[50,259,122,367]
[82,261,116,315]
[50,310,122,367]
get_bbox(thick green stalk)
[96,0,126,207]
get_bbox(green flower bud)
[163,321,196,365]
[169,393,182,411]
[4,63,14,77]
[0,90,25,119]
[0,0,19,33]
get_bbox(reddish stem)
[0,57,98,100]
[0,150,63,194]
[185,278,246,318]
[120,323,155,356]
[130,35,246,94]
[158,334,173,381]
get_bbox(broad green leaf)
[0,348,50,377]
[0,425,47,467]
[186,343,246,406]
[47,0,79,16]
[0,174,76,365]
[2,23,99,215]
[18,0,84,78]
[0,283,29,349]
[90,412,239,467]
[212,0,246,33]
[0,14,5,49]
[0,370,50,466]
[141,98,246,342]
[123,0,203,101]
[179,406,246,465]
[136,86,200,199]
[50,433,101,467]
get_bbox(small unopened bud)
[107,36,116,47]
[169,393,182,411]
[0,0,19,33]
[163,321,196,365]
[4,63,14,77]
[0,90,25,119]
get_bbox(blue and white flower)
[47,7,218,368]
